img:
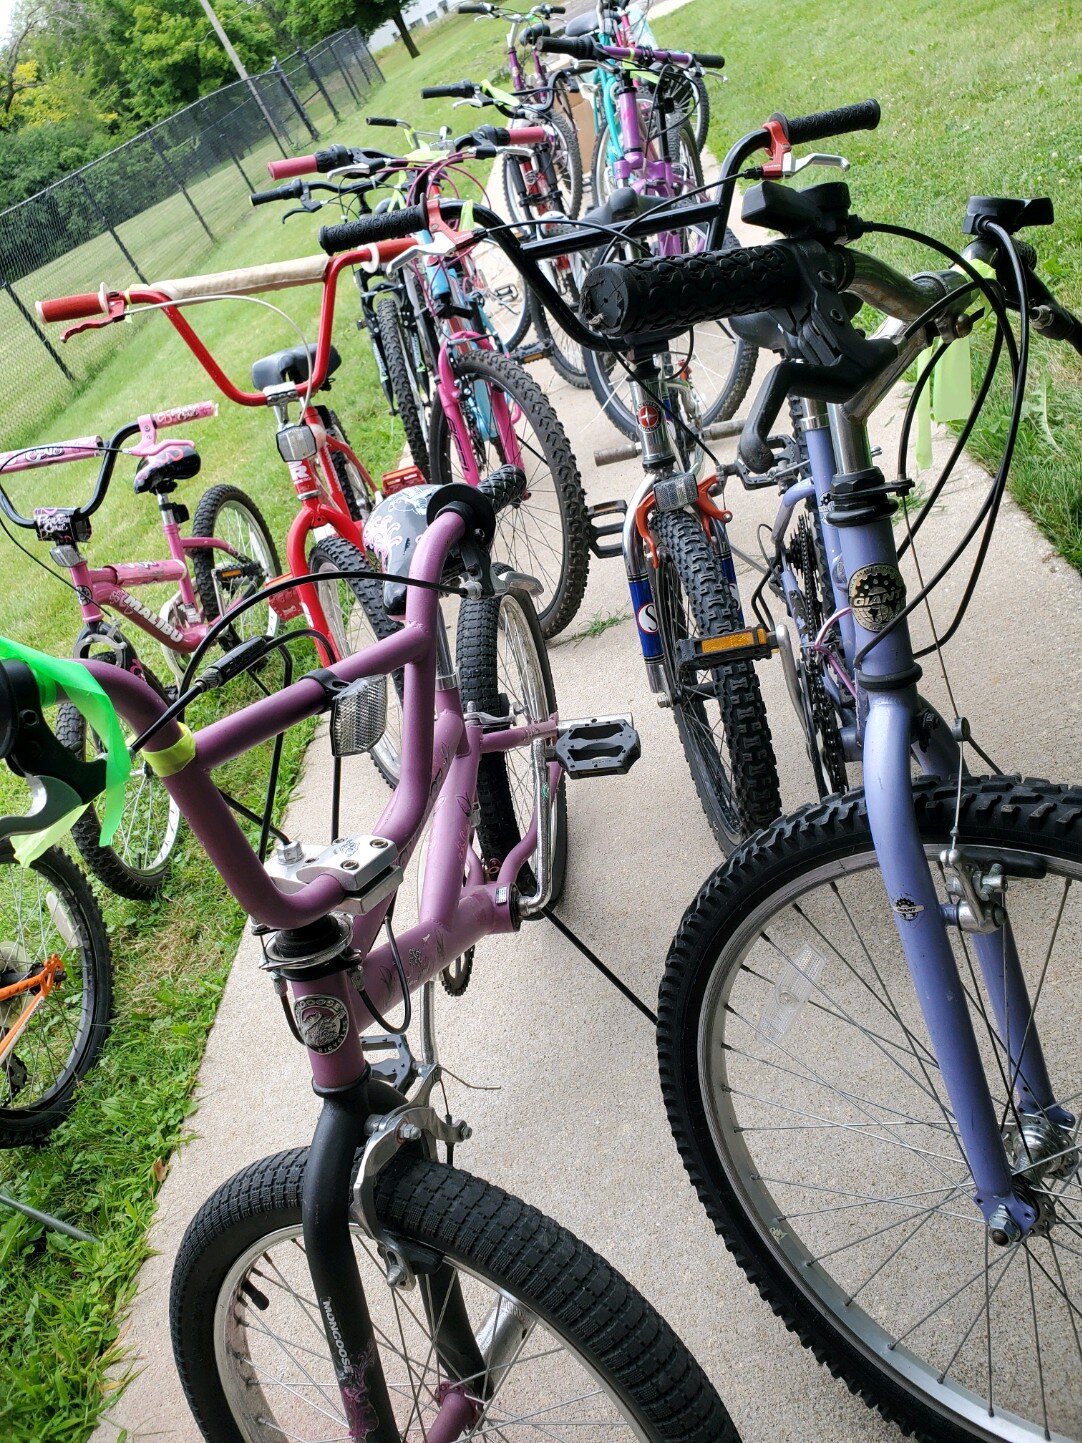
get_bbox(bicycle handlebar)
[37,291,109,323]
[320,204,430,254]
[772,98,881,146]
[421,82,478,98]
[267,154,319,180]
[250,179,306,206]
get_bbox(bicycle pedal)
[381,464,426,494]
[587,499,627,559]
[513,341,551,365]
[676,627,778,673]
[554,715,640,778]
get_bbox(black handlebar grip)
[250,180,304,206]
[581,244,803,336]
[366,116,401,127]
[319,203,429,254]
[457,3,487,12]
[421,82,477,98]
[522,23,549,42]
[479,464,528,512]
[537,34,598,59]
[774,99,881,147]
[692,51,724,67]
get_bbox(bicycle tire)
[653,509,781,848]
[309,535,403,789]
[190,484,281,646]
[318,406,381,521]
[501,107,582,222]
[658,775,1082,1443]
[583,221,757,442]
[0,841,111,1146]
[56,675,182,901]
[170,1148,738,1443]
[456,590,568,901]
[374,297,432,480]
[427,347,589,639]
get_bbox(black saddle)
[564,11,598,35]
[251,342,342,392]
[133,442,201,495]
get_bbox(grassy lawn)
[655,0,1081,566]
[0,4,1077,1437]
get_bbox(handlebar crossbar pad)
[581,244,803,336]
[319,204,429,254]
[775,99,881,146]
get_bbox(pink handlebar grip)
[37,291,108,323]
[151,401,219,428]
[507,126,548,145]
[0,438,103,474]
[267,155,319,179]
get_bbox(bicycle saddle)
[581,185,669,231]
[133,442,201,495]
[251,343,343,392]
[564,10,598,35]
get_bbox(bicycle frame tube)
[815,406,1048,1233]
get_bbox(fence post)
[271,57,319,141]
[299,48,340,123]
[76,172,147,283]
[2,278,74,383]
[148,132,215,242]
[220,127,257,192]
[328,34,361,105]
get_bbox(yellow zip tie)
[144,723,196,778]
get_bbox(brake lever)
[281,198,323,222]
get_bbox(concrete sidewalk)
[95,182,1082,1440]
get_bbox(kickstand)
[542,908,658,1026]
[0,1188,98,1243]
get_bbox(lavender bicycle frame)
[796,403,1066,1235]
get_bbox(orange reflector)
[700,627,770,655]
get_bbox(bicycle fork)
[818,408,1074,1241]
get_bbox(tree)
[288,0,419,60]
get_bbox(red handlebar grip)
[267,155,319,180]
[507,125,548,145]
[37,291,107,323]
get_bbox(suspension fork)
[824,408,1048,1233]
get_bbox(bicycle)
[38,257,420,786]
[536,27,756,443]
[0,455,738,1440]
[0,404,280,898]
[578,101,1082,1442]
[273,136,592,637]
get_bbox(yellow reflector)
[700,628,768,655]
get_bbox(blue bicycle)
[579,110,1082,1442]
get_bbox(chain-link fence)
[0,29,382,450]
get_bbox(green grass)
[655,0,1082,566]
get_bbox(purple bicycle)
[0,468,738,1441]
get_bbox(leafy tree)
[288,0,419,59]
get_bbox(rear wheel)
[457,589,567,901]
[0,842,111,1147]
[653,509,781,849]
[318,406,381,520]
[428,347,589,639]
[170,1149,738,1443]
[308,535,402,788]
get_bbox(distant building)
[368,0,451,51]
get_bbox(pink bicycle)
[0,403,280,899]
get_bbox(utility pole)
[194,0,288,147]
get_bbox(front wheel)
[653,509,781,849]
[658,777,1082,1443]
[456,589,567,902]
[0,842,111,1146]
[191,484,281,645]
[428,347,589,639]
[170,1149,738,1443]
[373,297,431,480]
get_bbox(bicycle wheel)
[318,406,381,521]
[456,589,567,901]
[191,485,281,645]
[792,512,848,797]
[528,223,590,389]
[653,509,781,849]
[373,297,432,480]
[309,535,403,788]
[170,1148,737,1443]
[468,240,532,352]
[583,229,757,442]
[658,776,1082,1443]
[501,109,582,223]
[56,669,182,901]
[428,347,589,639]
[0,842,111,1146]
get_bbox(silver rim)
[696,840,1081,1440]
[111,715,182,874]
[493,594,552,859]
[212,1220,650,1441]
[209,500,278,641]
[313,561,402,785]
[0,860,94,1109]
